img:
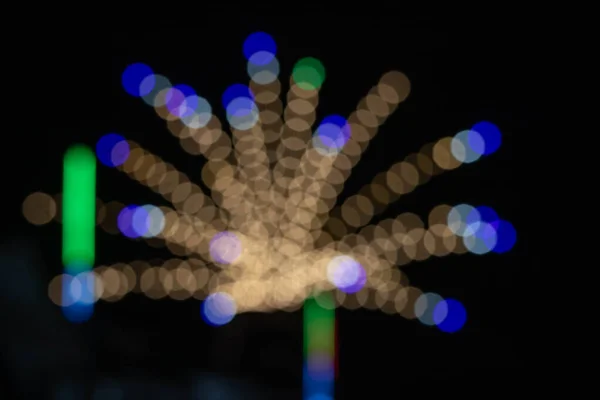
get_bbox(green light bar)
[303,293,335,399]
[304,294,335,355]
[62,145,96,268]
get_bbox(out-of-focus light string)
[61,145,96,322]
[324,124,503,238]
[32,188,513,329]
[303,293,335,400]
[22,31,517,342]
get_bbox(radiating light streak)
[280,72,405,252]
[116,140,219,219]
[325,136,466,237]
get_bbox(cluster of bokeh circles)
[25,31,516,334]
[447,204,516,255]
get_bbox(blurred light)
[463,221,498,255]
[447,204,479,237]
[209,231,242,264]
[222,84,258,130]
[471,121,501,155]
[141,74,171,106]
[62,269,95,323]
[243,31,277,65]
[490,220,517,253]
[226,97,259,130]
[117,205,140,239]
[201,292,237,326]
[303,294,334,399]
[248,53,279,84]
[307,395,334,400]
[451,130,484,163]
[96,133,129,168]
[180,95,212,129]
[22,192,56,225]
[62,145,96,266]
[313,115,351,155]
[293,57,325,91]
[29,34,514,332]
[222,83,254,109]
[138,205,165,238]
[414,292,444,326]
[467,205,499,228]
[166,84,197,118]
[326,255,366,294]
[306,352,335,381]
[131,205,151,237]
[433,298,466,333]
[122,63,155,97]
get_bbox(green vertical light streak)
[303,293,335,398]
[303,294,335,356]
[62,145,96,269]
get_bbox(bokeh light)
[307,395,333,400]
[248,53,280,85]
[293,57,325,91]
[222,84,254,109]
[471,121,501,155]
[490,220,517,253]
[451,130,484,163]
[447,204,479,236]
[201,292,237,326]
[138,205,165,238]
[122,63,155,97]
[30,32,515,339]
[243,32,276,65]
[180,95,212,129]
[62,270,95,323]
[433,298,467,333]
[327,255,366,294]
[117,205,140,239]
[22,192,56,225]
[209,231,243,264]
[467,205,499,228]
[313,115,351,155]
[141,74,171,107]
[306,352,335,381]
[222,84,258,130]
[96,133,130,168]
[130,205,151,237]
[226,96,259,130]
[463,221,498,255]
[165,84,197,119]
[414,292,444,326]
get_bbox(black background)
[4,15,540,398]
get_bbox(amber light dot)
[23,192,56,225]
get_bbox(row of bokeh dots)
[107,46,502,252]
[34,31,508,334]
[275,70,411,253]
[25,190,513,332]
[48,258,466,332]
[108,33,503,245]
[204,285,467,332]
[23,192,515,268]
[320,121,502,237]
[23,193,515,264]
[271,119,502,248]
[120,32,327,142]
[279,70,411,209]
[118,31,419,174]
